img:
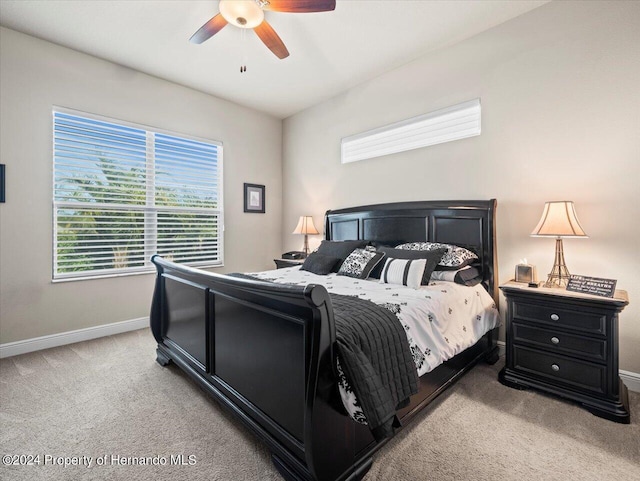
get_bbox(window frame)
[52,106,224,282]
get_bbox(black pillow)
[431,266,483,286]
[460,275,483,287]
[315,240,369,272]
[455,266,482,286]
[370,247,446,285]
[300,253,340,275]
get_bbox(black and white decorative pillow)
[337,247,385,279]
[395,242,478,270]
[378,258,427,289]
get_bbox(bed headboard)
[324,200,498,304]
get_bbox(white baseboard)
[620,370,640,393]
[497,340,506,357]
[496,341,639,393]
[0,317,149,359]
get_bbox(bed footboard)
[149,256,368,481]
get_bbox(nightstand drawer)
[513,346,606,395]
[513,301,606,336]
[513,322,607,362]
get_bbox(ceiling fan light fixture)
[219,0,265,29]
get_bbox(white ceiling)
[0,0,548,119]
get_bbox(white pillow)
[379,258,427,289]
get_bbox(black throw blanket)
[331,293,418,440]
[230,273,418,440]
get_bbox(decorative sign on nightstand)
[566,275,617,298]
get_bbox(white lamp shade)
[292,216,319,235]
[531,201,587,238]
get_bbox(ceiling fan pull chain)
[240,28,247,73]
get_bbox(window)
[53,109,223,280]
[341,98,481,164]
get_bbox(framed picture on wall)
[244,183,265,213]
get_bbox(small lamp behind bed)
[293,216,319,257]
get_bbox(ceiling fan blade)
[262,0,336,13]
[254,21,290,59]
[189,13,228,44]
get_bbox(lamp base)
[544,237,571,288]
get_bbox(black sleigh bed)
[149,199,500,481]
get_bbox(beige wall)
[282,2,640,372]
[0,27,282,344]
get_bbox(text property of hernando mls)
[2,454,197,468]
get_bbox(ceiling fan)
[190,0,336,60]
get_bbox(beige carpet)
[1,329,638,481]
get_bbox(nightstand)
[499,281,630,423]
[274,258,305,269]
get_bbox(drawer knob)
[551,364,560,372]
[551,337,560,345]
[550,313,560,321]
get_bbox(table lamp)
[531,201,588,288]
[292,216,319,257]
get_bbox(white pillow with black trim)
[337,247,385,279]
[378,258,427,289]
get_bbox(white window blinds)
[341,99,481,164]
[53,109,223,280]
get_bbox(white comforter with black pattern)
[248,266,500,424]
